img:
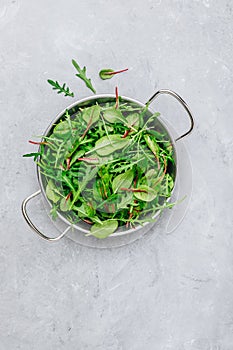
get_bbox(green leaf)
[47,79,74,97]
[103,108,126,124]
[99,69,114,80]
[70,149,85,166]
[46,180,60,203]
[112,169,134,193]
[72,59,96,94]
[82,104,100,125]
[90,134,130,156]
[74,203,95,218]
[23,152,41,161]
[127,113,140,129]
[141,169,157,186]
[60,197,71,212]
[89,220,118,239]
[144,134,160,157]
[53,120,74,139]
[99,68,128,80]
[133,185,157,202]
[117,192,133,209]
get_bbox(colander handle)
[146,89,194,141]
[21,190,71,242]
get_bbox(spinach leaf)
[89,134,130,156]
[89,220,118,239]
[112,169,134,193]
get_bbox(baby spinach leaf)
[82,104,101,125]
[103,108,127,124]
[127,113,140,129]
[53,120,74,139]
[90,134,130,156]
[112,169,134,193]
[99,68,128,80]
[60,197,71,212]
[133,185,157,202]
[99,69,114,80]
[46,180,60,203]
[89,220,118,239]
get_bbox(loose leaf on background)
[133,185,157,202]
[99,69,114,80]
[89,220,118,239]
[99,68,128,80]
[87,134,130,156]
[72,59,96,93]
[47,80,74,97]
[112,169,134,193]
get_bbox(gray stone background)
[1,0,233,349]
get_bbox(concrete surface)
[1,0,233,349]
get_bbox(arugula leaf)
[23,152,41,161]
[72,59,96,94]
[47,80,74,97]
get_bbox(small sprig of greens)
[23,152,42,161]
[99,68,128,80]
[47,80,74,97]
[72,59,96,94]
[24,93,176,239]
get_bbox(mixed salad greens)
[24,59,176,239]
[24,95,176,239]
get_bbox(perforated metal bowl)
[22,89,194,242]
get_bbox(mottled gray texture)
[0,0,233,349]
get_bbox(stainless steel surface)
[147,89,194,141]
[21,190,71,241]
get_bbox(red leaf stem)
[28,140,48,145]
[77,157,98,161]
[106,68,128,76]
[120,188,148,193]
[65,192,72,201]
[115,86,119,109]
[66,158,71,170]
